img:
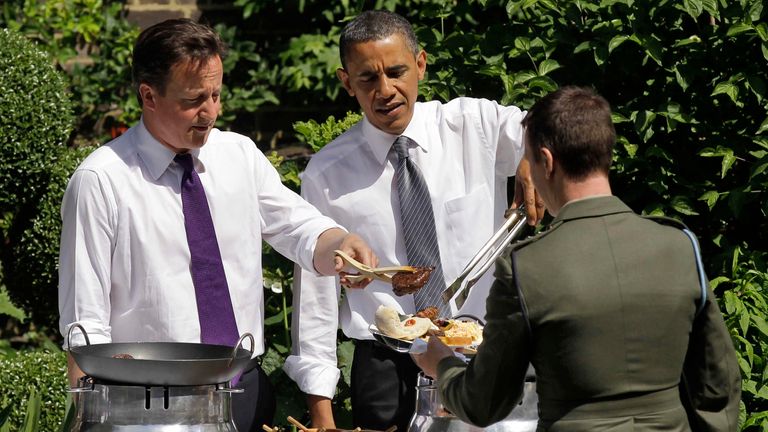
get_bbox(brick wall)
[124,0,239,30]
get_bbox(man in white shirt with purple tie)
[58,18,377,432]
[284,10,543,431]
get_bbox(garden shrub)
[0,350,68,431]
[0,28,78,329]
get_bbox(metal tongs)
[442,206,529,315]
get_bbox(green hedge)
[0,350,68,431]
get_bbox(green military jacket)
[437,196,741,431]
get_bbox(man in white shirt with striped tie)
[284,10,543,431]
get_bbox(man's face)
[337,34,426,135]
[140,56,223,153]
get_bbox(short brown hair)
[132,19,228,105]
[522,86,615,180]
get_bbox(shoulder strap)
[642,215,708,317]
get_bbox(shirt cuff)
[62,321,112,350]
[283,354,341,399]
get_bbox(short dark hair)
[339,10,419,69]
[522,86,615,180]
[132,18,228,105]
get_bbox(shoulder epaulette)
[510,220,565,252]
[640,214,690,230]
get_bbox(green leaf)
[672,35,702,48]
[753,315,768,338]
[746,74,766,102]
[727,23,754,37]
[674,66,690,91]
[514,36,531,51]
[720,149,737,178]
[699,190,720,209]
[683,0,703,19]
[700,0,718,15]
[763,43,768,62]
[671,195,699,216]
[0,286,26,320]
[711,81,740,104]
[537,59,560,76]
[757,116,768,135]
[593,45,608,66]
[608,35,628,53]
[755,23,768,42]
[21,389,40,432]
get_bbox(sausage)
[391,266,433,296]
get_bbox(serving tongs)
[335,250,420,283]
[442,206,529,315]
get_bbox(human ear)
[416,50,427,80]
[336,68,354,96]
[542,148,555,179]
[139,83,156,110]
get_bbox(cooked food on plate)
[373,305,483,346]
[374,305,433,340]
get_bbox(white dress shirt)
[284,98,526,398]
[59,119,341,355]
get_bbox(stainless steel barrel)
[67,378,239,431]
[407,373,538,432]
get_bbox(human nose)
[200,95,219,118]
[376,76,396,99]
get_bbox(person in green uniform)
[412,86,741,431]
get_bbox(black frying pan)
[67,324,254,386]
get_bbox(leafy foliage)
[0,350,67,432]
[294,112,363,152]
[0,0,141,146]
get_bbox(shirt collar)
[551,195,633,225]
[135,117,204,180]
[361,103,431,165]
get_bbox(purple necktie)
[176,153,239,347]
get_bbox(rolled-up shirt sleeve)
[284,262,343,398]
[283,172,345,399]
[255,150,342,274]
[59,168,115,349]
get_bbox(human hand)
[315,229,378,288]
[411,335,455,379]
[511,158,545,225]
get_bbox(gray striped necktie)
[393,136,448,316]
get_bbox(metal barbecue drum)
[67,377,242,431]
